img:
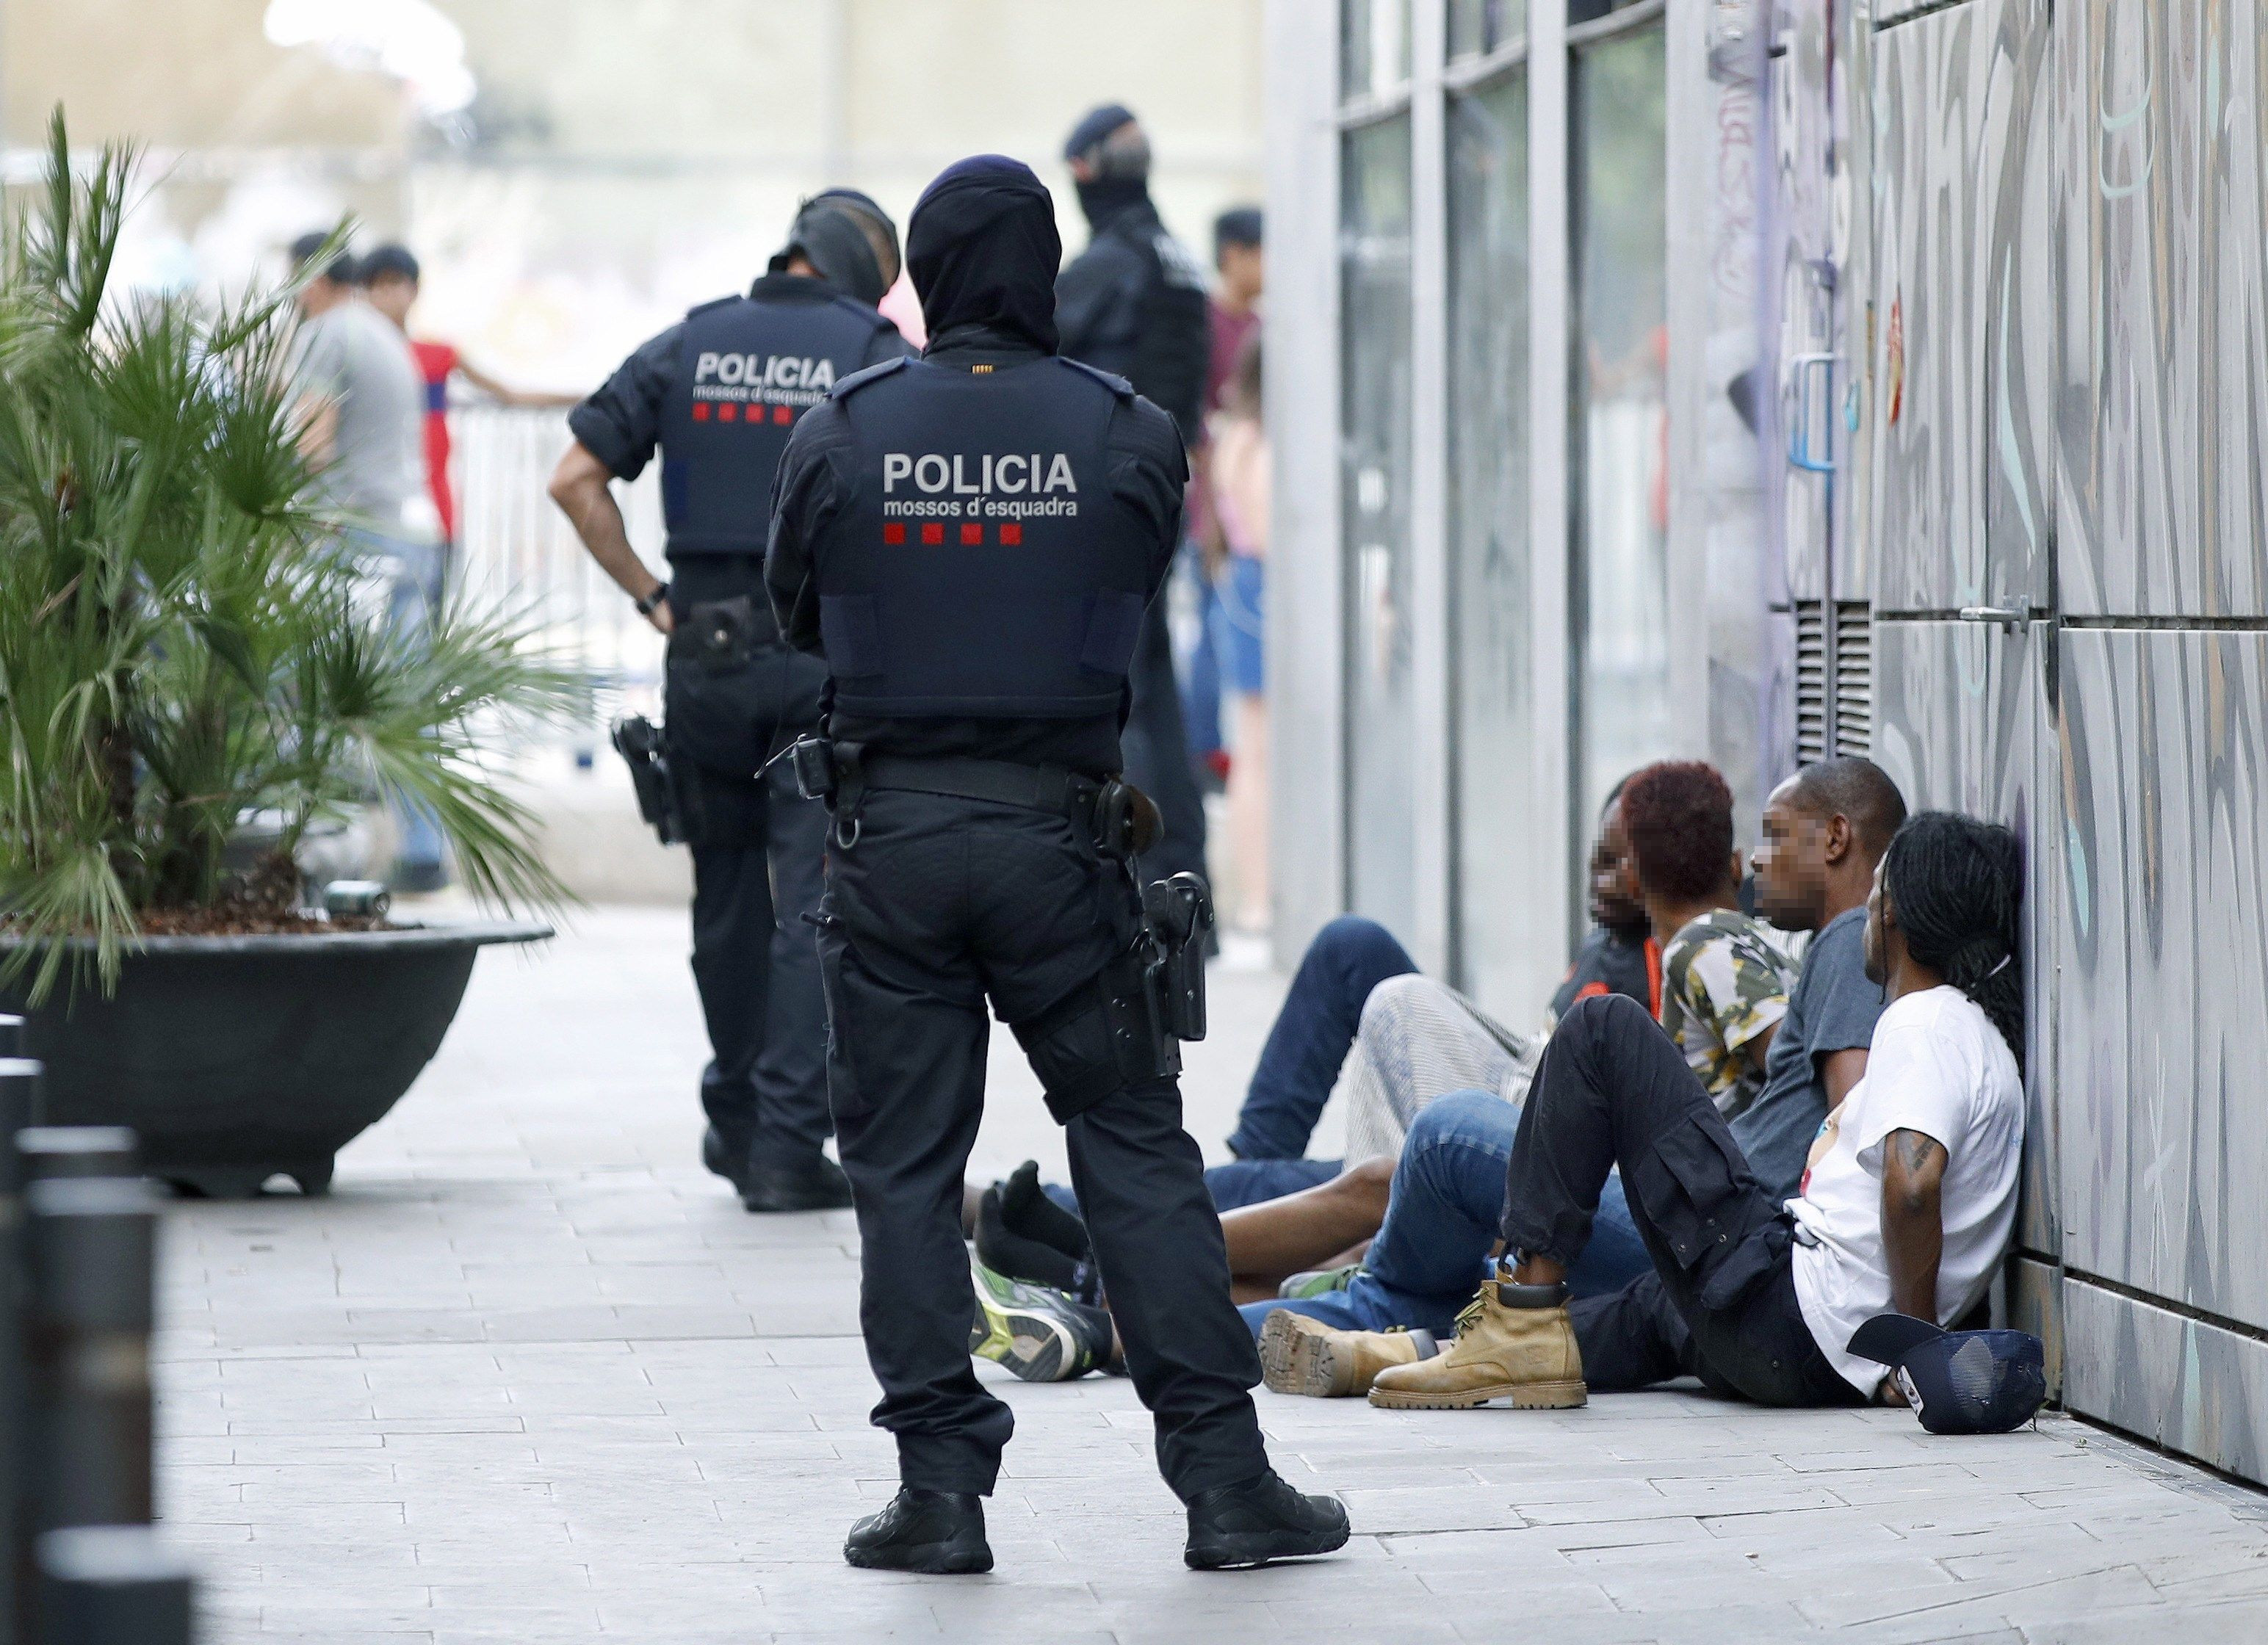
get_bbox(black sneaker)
[1183,1471,1351,1570]
[844,1487,992,1574]
[740,1152,853,1213]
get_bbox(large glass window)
[1446,71,1531,1013]
[1571,24,1671,861]
[1448,0,1527,60]
[1342,0,1412,101]
[1340,116,1416,928]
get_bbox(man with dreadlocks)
[1354,810,2026,1413]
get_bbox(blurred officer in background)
[549,191,908,1212]
[766,155,1348,1575]
[1055,104,1213,895]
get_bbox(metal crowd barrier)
[0,1013,196,1644]
[450,404,670,750]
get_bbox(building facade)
[1265,0,2268,1483]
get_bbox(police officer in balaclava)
[767,156,1348,1575]
[551,190,909,1212]
[1053,105,1215,900]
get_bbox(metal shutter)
[1832,601,1872,756]
[1795,600,1829,764]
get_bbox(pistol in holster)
[1141,871,1214,1044]
[611,715,685,846]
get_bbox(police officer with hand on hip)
[765,156,1347,1575]
[550,190,908,1212]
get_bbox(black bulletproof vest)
[660,292,888,560]
[814,357,1155,720]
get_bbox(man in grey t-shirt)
[288,235,437,552]
[288,233,447,889]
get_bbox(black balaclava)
[905,155,1062,354]
[1062,104,1151,228]
[768,189,900,308]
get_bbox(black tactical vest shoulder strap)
[1056,357,1135,401]
[831,355,910,401]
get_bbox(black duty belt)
[859,755,1104,831]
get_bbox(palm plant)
[0,113,576,1001]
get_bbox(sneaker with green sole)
[1278,1263,1363,1301]
[968,1254,1113,1382]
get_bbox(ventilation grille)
[1833,601,1873,757]
[1795,601,1829,764]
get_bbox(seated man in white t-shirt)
[1360,810,2026,1411]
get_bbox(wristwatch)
[635,582,671,618]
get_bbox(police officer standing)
[550,192,908,1212]
[766,156,1346,1575]
[1053,105,1213,894]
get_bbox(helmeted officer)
[1053,104,1213,895]
[766,156,1347,1575]
[550,190,909,1212]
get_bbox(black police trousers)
[1503,994,1863,1409]
[1121,590,1209,889]
[665,563,831,1171]
[813,789,1269,1500]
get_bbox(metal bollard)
[37,1525,192,1645]
[0,1058,44,1645]
[13,1129,137,1185]
[23,1177,162,1539]
[0,1019,21,1058]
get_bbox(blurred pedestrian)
[286,231,449,892]
[1055,104,1213,896]
[1209,331,1269,932]
[357,243,576,601]
[1185,206,1266,794]
[548,190,908,1213]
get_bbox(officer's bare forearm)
[548,442,665,608]
[1881,1128,1947,1320]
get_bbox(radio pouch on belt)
[611,716,684,846]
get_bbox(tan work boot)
[1259,1309,1437,1398]
[1366,1279,1586,1410]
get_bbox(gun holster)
[1141,871,1213,1043]
[611,715,685,846]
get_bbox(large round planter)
[0,922,549,1196]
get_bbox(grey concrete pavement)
[156,907,2268,1643]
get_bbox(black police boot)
[740,1150,853,1213]
[844,1487,991,1574]
[700,1124,744,1187]
[1183,1471,1351,1571]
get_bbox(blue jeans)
[1238,1088,1653,1340]
[1043,1154,1341,1221]
[355,532,447,874]
[1226,915,1419,1160]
